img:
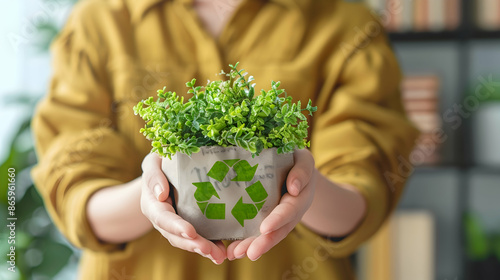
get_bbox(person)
[31,0,419,279]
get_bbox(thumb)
[286,149,315,196]
[142,153,170,201]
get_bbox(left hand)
[226,149,317,261]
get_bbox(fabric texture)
[31,0,419,279]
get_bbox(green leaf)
[134,63,315,157]
[463,213,490,260]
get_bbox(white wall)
[0,1,25,161]
[0,0,72,162]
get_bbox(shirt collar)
[127,0,310,24]
[127,0,166,23]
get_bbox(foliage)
[470,76,500,103]
[0,1,79,279]
[463,213,500,262]
[464,213,491,261]
[0,97,76,280]
[134,63,317,159]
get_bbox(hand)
[140,153,227,264]
[226,149,317,261]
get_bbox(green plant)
[134,63,317,159]
[464,213,490,261]
[0,1,80,279]
[0,96,76,280]
[463,212,500,262]
[470,77,500,103]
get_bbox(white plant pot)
[161,146,294,240]
[474,103,500,167]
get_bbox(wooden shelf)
[469,30,500,40]
[388,29,500,42]
[412,164,500,173]
[389,31,463,42]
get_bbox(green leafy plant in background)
[134,63,317,159]
[464,213,491,261]
[469,77,500,103]
[463,213,500,279]
[0,0,79,279]
[463,213,500,261]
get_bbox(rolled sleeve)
[31,1,142,252]
[309,15,419,257]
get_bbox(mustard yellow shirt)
[31,0,419,279]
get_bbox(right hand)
[140,153,227,264]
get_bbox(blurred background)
[0,0,499,279]
[0,1,79,280]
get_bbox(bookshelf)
[388,30,500,42]
[355,1,500,280]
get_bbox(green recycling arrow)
[231,160,258,181]
[193,182,225,219]
[231,181,268,226]
[207,161,230,182]
[193,182,220,201]
[231,197,258,227]
[245,181,268,206]
[193,159,268,225]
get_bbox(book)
[364,0,462,32]
[366,0,386,12]
[476,0,500,30]
[357,211,435,280]
[445,0,461,30]
[401,75,441,165]
[414,0,429,31]
[386,0,403,32]
[400,0,414,31]
[428,0,446,31]
[392,211,435,280]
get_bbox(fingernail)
[236,252,245,259]
[181,232,193,239]
[252,255,261,262]
[194,248,207,257]
[291,179,300,194]
[207,254,219,265]
[262,230,273,235]
[153,184,163,200]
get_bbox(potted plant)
[463,213,500,280]
[134,63,316,240]
[473,78,500,167]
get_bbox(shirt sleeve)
[306,14,420,258]
[31,2,142,252]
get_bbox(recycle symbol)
[193,159,268,227]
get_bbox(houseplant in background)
[134,63,316,239]
[463,213,500,280]
[0,0,78,279]
[472,77,500,167]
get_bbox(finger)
[247,222,296,261]
[141,152,161,171]
[260,184,312,235]
[233,237,256,259]
[158,230,225,264]
[211,240,227,264]
[142,193,225,263]
[149,203,198,239]
[155,228,209,254]
[287,149,315,196]
[153,209,198,240]
[142,153,170,201]
[141,186,197,239]
[226,240,241,261]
